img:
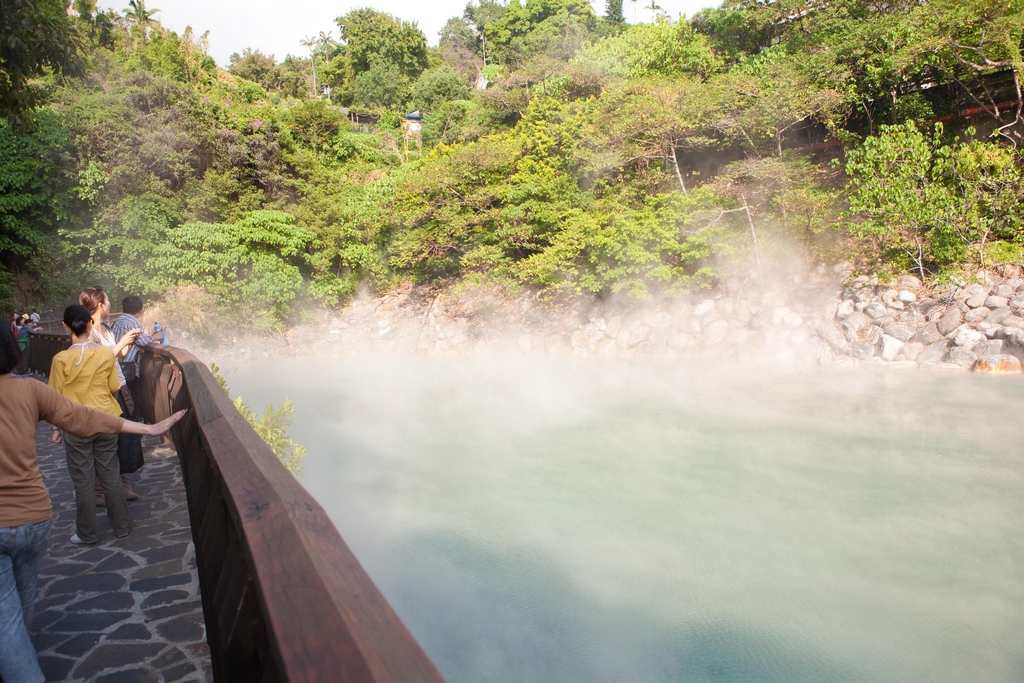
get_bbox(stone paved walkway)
[30,423,212,682]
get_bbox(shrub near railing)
[29,333,446,683]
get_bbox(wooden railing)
[29,333,446,683]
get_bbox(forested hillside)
[2,0,1023,330]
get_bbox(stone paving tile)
[31,423,212,681]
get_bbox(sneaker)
[70,534,95,545]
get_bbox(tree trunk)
[743,197,764,288]
[669,143,687,196]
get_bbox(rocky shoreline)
[181,265,1024,374]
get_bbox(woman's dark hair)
[79,286,108,314]
[0,321,21,374]
[63,305,93,337]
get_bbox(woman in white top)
[78,286,141,502]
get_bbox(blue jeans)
[0,519,51,683]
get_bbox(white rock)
[703,319,730,345]
[877,334,904,361]
[835,299,855,319]
[694,299,716,316]
[952,327,984,347]
[966,292,989,308]
[771,306,791,325]
[627,325,650,346]
[644,311,673,328]
[783,313,803,328]
[605,316,622,338]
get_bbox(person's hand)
[126,328,141,343]
[146,409,188,436]
[50,429,62,444]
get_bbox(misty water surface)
[224,356,1024,683]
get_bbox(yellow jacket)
[48,345,122,416]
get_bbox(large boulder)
[973,339,1004,357]
[953,327,985,348]
[1001,327,1024,362]
[898,274,923,289]
[877,334,905,361]
[846,340,875,360]
[973,355,1023,373]
[937,309,962,336]
[841,311,872,336]
[948,346,978,369]
[986,306,1012,325]
[694,299,715,316]
[959,283,987,302]
[985,295,1009,309]
[898,342,924,362]
[964,307,990,323]
[644,311,673,328]
[884,323,915,342]
[835,299,855,319]
[916,341,950,366]
[912,323,943,345]
[864,302,888,319]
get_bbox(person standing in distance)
[110,295,163,421]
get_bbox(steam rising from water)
[224,356,1024,683]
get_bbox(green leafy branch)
[209,363,306,475]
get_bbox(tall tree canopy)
[0,0,85,125]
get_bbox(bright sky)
[97,0,720,67]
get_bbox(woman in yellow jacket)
[48,305,132,545]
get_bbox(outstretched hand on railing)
[122,409,188,437]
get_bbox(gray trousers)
[63,433,129,542]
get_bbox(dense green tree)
[485,0,598,65]
[152,210,319,328]
[352,58,412,111]
[335,8,428,79]
[578,17,718,79]
[229,49,279,91]
[412,66,471,112]
[0,112,76,307]
[847,121,1024,277]
[604,0,624,24]
[0,0,86,125]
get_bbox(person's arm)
[113,329,140,357]
[106,348,121,393]
[36,382,186,441]
[120,411,187,436]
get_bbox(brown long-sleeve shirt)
[0,374,125,527]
